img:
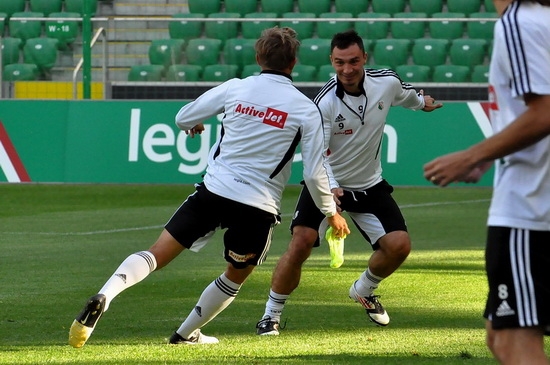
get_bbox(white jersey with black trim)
[314,68,425,191]
[488,2,550,230]
[175,71,337,216]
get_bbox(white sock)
[355,268,384,297]
[262,290,289,322]
[176,273,241,339]
[99,251,157,311]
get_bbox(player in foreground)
[256,30,442,335]
[68,26,349,348]
[424,1,550,364]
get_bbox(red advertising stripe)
[0,121,31,182]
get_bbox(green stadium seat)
[46,12,81,51]
[298,38,331,68]
[409,0,443,16]
[372,39,411,69]
[467,12,498,40]
[450,38,487,69]
[166,64,202,81]
[148,39,185,68]
[0,13,6,36]
[433,65,470,82]
[291,64,317,82]
[241,63,261,77]
[2,62,39,80]
[411,38,449,67]
[169,13,205,40]
[1,37,22,66]
[30,0,63,16]
[128,65,164,82]
[188,0,221,16]
[363,38,374,53]
[369,64,391,70]
[0,0,26,19]
[356,12,390,40]
[334,0,369,17]
[429,12,466,40]
[280,12,316,40]
[447,0,482,15]
[317,13,354,39]
[9,12,44,43]
[223,37,257,73]
[202,64,239,82]
[260,0,294,17]
[23,37,59,75]
[316,64,336,81]
[372,0,406,15]
[224,0,258,17]
[205,13,241,47]
[241,12,278,39]
[185,38,222,67]
[64,0,98,16]
[396,65,431,83]
[297,0,331,16]
[391,12,427,40]
[471,64,489,83]
[484,0,496,12]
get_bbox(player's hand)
[419,89,443,112]
[186,123,205,138]
[326,213,350,238]
[331,187,344,212]
[424,150,478,186]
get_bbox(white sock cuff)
[268,289,289,304]
[365,268,384,283]
[136,251,157,273]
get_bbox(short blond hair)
[255,27,300,71]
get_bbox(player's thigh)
[222,202,281,269]
[164,184,222,249]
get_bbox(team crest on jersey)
[235,101,288,129]
[377,101,384,110]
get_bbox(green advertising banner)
[0,100,493,186]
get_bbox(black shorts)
[165,183,280,269]
[484,226,550,335]
[291,180,407,249]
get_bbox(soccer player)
[423,0,550,364]
[256,30,442,335]
[68,26,349,348]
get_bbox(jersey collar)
[260,69,293,81]
[335,72,366,99]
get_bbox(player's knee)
[380,231,411,259]
[288,226,317,257]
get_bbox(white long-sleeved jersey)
[175,71,337,216]
[314,69,425,191]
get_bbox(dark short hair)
[330,30,365,53]
[517,0,550,4]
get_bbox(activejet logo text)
[234,102,288,129]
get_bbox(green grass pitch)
[1,183,548,364]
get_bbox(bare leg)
[271,226,317,295]
[367,230,411,278]
[486,320,549,365]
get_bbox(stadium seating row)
[144,37,490,70]
[188,0,496,17]
[1,37,59,77]
[0,0,99,18]
[124,63,489,83]
[1,11,80,49]
[168,11,497,42]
